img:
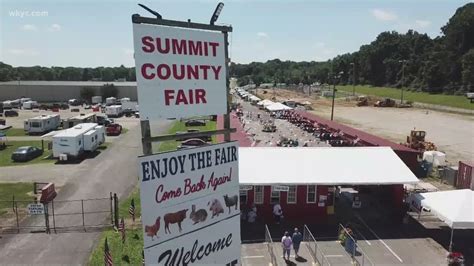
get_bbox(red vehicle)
[106,123,122,136]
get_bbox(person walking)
[292,228,303,258]
[273,203,283,224]
[281,231,293,261]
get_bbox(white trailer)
[22,100,38,110]
[24,114,61,134]
[52,123,105,160]
[121,101,138,111]
[91,96,103,104]
[105,97,117,106]
[20,98,32,104]
[106,105,122,118]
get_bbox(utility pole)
[350,63,355,96]
[330,71,343,121]
[399,60,407,104]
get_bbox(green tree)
[80,87,95,102]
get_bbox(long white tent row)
[257,99,274,106]
[265,102,293,112]
[411,189,474,229]
[239,146,419,185]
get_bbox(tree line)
[231,3,474,94]
[0,3,472,95]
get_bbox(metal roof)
[239,146,419,185]
[0,81,137,86]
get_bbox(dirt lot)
[255,88,474,165]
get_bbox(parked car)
[4,110,19,117]
[178,138,208,149]
[11,146,43,162]
[122,108,135,117]
[97,116,114,126]
[185,119,206,126]
[106,123,122,136]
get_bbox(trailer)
[106,105,122,118]
[24,114,61,134]
[121,101,138,111]
[52,123,105,160]
[105,97,117,106]
[22,100,39,110]
[63,113,97,129]
[91,96,103,104]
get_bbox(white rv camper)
[105,97,117,106]
[121,101,138,111]
[24,114,61,134]
[52,123,105,160]
[106,105,122,118]
[22,100,38,110]
[63,113,97,129]
[91,96,103,104]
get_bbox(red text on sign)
[164,89,207,106]
[141,63,221,81]
[142,36,220,57]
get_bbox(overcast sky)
[0,0,470,67]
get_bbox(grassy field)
[0,141,54,167]
[88,187,143,265]
[0,128,28,136]
[158,119,217,152]
[0,182,33,216]
[336,85,474,110]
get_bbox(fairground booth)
[239,146,419,224]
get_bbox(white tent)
[412,189,474,229]
[265,102,293,111]
[239,147,419,185]
[257,99,274,106]
[411,189,474,251]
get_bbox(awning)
[411,189,474,229]
[239,146,419,185]
[265,102,293,111]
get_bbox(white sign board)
[27,203,45,215]
[133,23,227,119]
[272,185,289,192]
[138,142,240,265]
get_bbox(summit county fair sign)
[133,23,227,119]
[138,142,240,265]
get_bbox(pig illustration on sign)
[164,209,188,234]
[208,199,224,218]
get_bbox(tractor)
[406,130,437,151]
[374,98,395,107]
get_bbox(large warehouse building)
[0,81,137,102]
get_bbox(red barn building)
[238,147,419,223]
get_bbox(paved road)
[0,119,172,264]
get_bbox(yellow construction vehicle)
[406,130,437,151]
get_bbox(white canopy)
[412,189,474,229]
[265,102,293,111]
[239,147,419,185]
[257,99,274,106]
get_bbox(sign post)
[132,9,239,265]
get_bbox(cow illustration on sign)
[223,194,238,214]
[209,199,224,218]
[190,204,208,224]
[164,209,188,234]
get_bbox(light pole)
[331,71,343,121]
[399,60,408,104]
[350,63,355,96]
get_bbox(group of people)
[281,228,303,261]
